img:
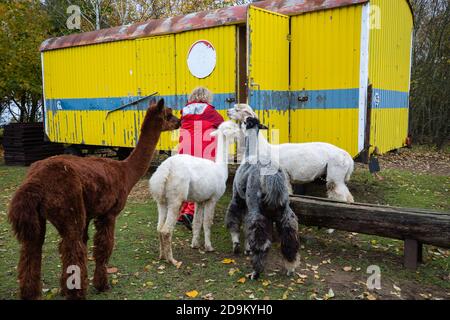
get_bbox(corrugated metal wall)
[42,2,413,156]
[247,6,290,144]
[43,26,237,150]
[369,0,413,153]
[136,35,178,151]
[289,5,363,156]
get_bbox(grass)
[0,152,449,300]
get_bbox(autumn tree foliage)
[0,0,51,123]
[0,0,448,149]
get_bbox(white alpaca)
[228,104,354,203]
[149,121,240,267]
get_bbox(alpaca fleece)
[228,103,355,203]
[149,121,240,267]
[8,99,180,300]
[225,117,300,280]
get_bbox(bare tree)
[410,0,449,148]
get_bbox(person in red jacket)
[178,87,224,230]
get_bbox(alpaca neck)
[244,128,259,163]
[214,133,229,180]
[258,131,272,157]
[123,111,163,191]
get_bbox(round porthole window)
[187,40,216,79]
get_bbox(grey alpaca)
[225,117,300,280]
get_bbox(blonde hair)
[188,87,213,104]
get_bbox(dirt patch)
[378,147,450,176]
[128,179,151,203]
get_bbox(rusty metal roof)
[41,0,371,52]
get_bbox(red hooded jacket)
[178,101,224,161]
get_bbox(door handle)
[226,97,236,103]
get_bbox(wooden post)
[404,239,423,270]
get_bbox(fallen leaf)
[366,293,377,300]
[143,281,153,287]
[282,290,289,300]
[202,293,214,300]
[237,277,246,284]
[228,268,239,276]
[393,284,402,292]
[186,290,199,298]
[107,267,118,274]
[111,279,119,285]
[222,258,235,264]
[262,280,270,286]
[343,266,353,272]
[325,288,335,300]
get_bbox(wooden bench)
[289,195,450,270]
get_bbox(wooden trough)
[289,195,450,270]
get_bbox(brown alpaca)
[8,99,180,300]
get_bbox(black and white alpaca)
[225,117,300,280]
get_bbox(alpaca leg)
[276,207,300,276]
[203,200,217,252]
[244,239,252,256]
[83,219,91,245]
[326,162,354,203]
[246,213,272,280]
[191,203,203,249]
[161,204,182,268]
[225,193,246,254]
[17,217,46,300]
[59,235,88,300]
[156,202,168,260]
[93,215,116,292]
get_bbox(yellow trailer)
[40,0,413,157]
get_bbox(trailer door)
[247,6,290,144]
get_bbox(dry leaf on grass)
[186,290,199,298]
[107,267,118,274]
[324,288,335,300]
[228,268,239,276]
[343,266,353,272]
[393,284,402,292]
[222,258,235,264]
[262,280,271,287]
[237,277,246,284]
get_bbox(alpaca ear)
[157,98,165,111]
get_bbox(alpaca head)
[148,98,181,131]
[227,104,257,123]
[210,121,241,143]
[244,117,268,133]
[242,117,268,160]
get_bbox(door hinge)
[287,34,292,42]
